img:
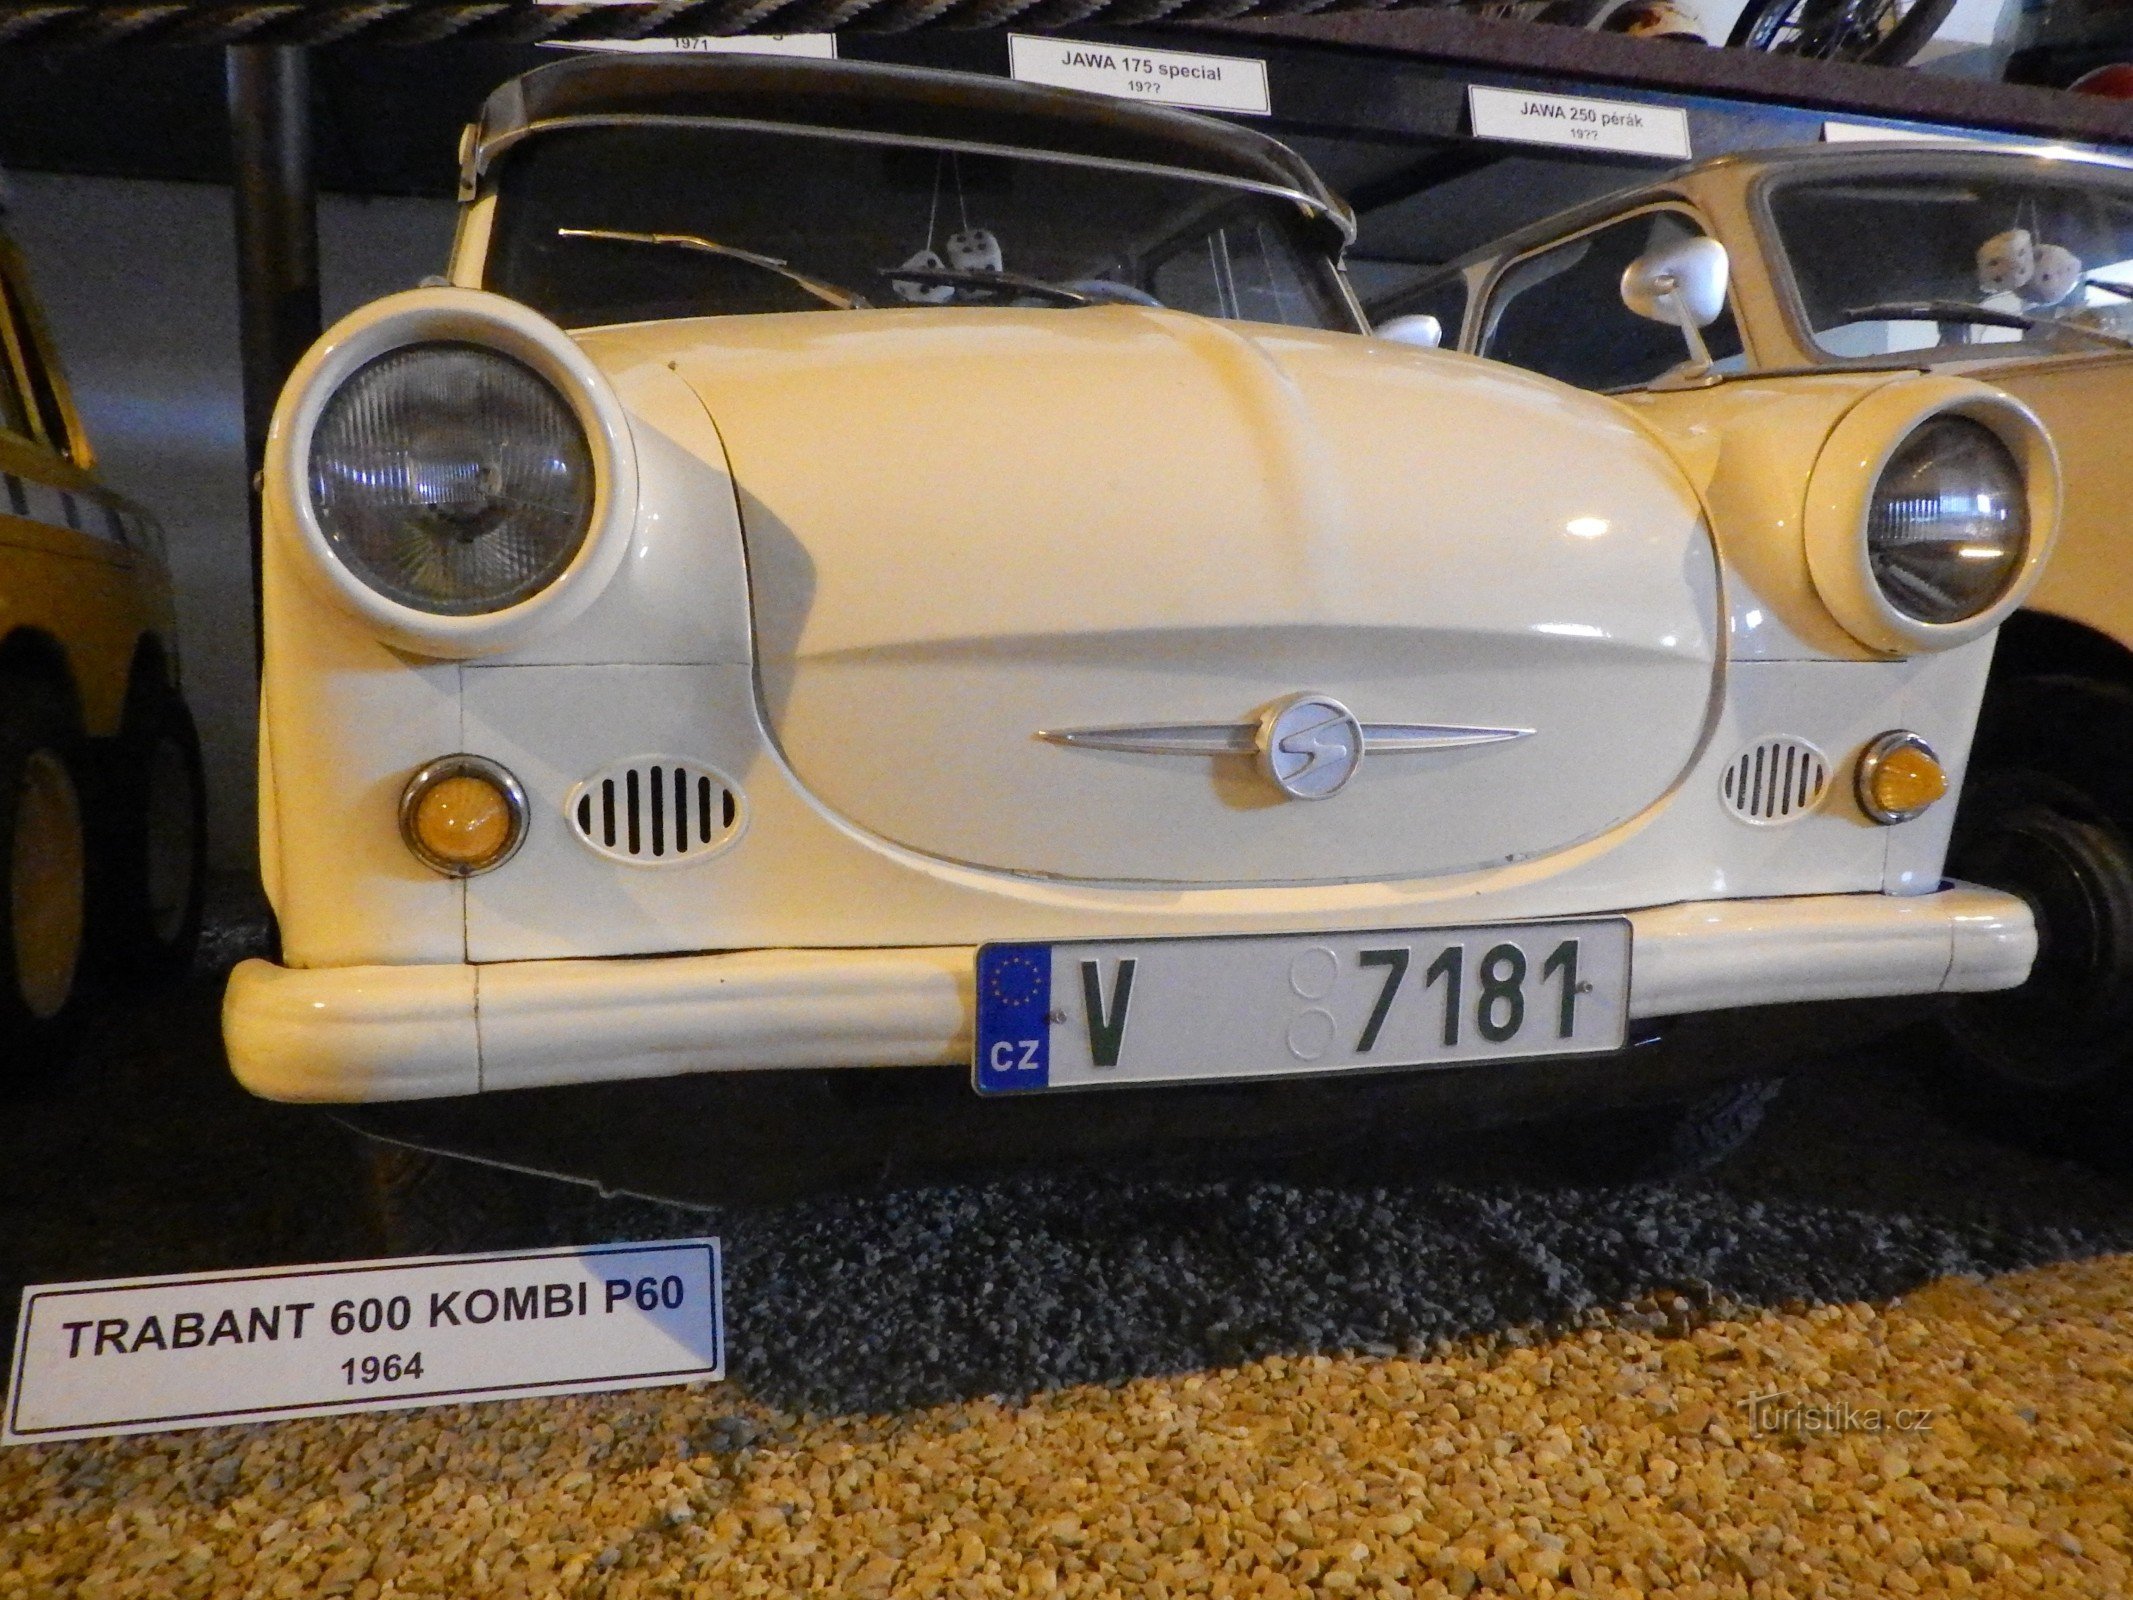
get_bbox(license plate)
[973,920,1629,1094]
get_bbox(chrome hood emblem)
[1038,693,1532,802]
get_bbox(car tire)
[1936,675,2133,1139]
[1535,1079,1783,1194]
[96,673,207,981]
[0,675,91,1082]
[1545,1077,1783,1183]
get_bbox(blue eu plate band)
[975,943,1054,1093]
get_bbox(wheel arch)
[121,630,181,713]
[1967,617,2133,831]
[0,626,84,731]
[1992,608,2133,690]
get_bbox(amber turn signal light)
[1855,732,1947,825]
[399,755,529,877]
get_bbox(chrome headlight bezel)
[1803,378,2059,656]
[271,288,638,659]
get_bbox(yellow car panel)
[0,242,179,735]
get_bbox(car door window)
[0,264,74,459]
[0,275,34,443]
[1376,272,1469,344]
[1143,205,1349,330]
[1480,209,1743,391]
[1767,170,2133,359]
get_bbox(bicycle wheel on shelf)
[1725,0,1959,64]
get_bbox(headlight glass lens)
[1866,415,2027,625]
[308,343,595,616]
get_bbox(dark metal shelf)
[1209,10,2133,147]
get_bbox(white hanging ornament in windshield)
[892,249,955,304]
[945,228,1005,274]
[1977,228,2035,297]
[2023,243,2083,307]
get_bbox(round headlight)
[1866,415,2027,626]
[1803,378,2056,656]
[308,342,595,616]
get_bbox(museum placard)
[549,33,839,57]
[1008,36,1271,115]
[1821,120,1998,146]
[4,1240,723,1444]
[1467,86,1692,159]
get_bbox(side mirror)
[1621,236,1730,375]
[1376,313,1443,350]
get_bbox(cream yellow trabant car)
[1,223,206,1070]
[1378,143,2133,1136]
[225,58,2049,1172]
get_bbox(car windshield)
[483,124,1358,334]
[1767,163,2133,361]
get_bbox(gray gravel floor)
[8,889,2132,1421]
[375,1050,2133,1417]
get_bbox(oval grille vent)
[1721,737,1830,825]
[567,758,743,866]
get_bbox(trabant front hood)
[582,307,1722,885]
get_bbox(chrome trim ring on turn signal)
[398,754,530,877]
[1854,731,1947,826]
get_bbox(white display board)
[1008,36,1271,116]
[547,34,838,58]
[1822,120,2000,146]
[5,1240,723,1444]
[1468,85,1692,160]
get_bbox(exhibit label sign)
[1009,36,1271,116]
[1822,120,1999,146]
[1467,86,1692,160]
[546,33,838,58]
[4,1240,722,1444]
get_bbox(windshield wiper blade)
[1844,299,2039,330]
[876,265,1093,307]
[1842,298,2133,349]
[557,228,869,310]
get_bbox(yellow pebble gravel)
[5,1255,2132,1598]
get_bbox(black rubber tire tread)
[1727,0,1789,47]
[1725,0,1956,63]
[93,670,207,982]
[0,673,89,1084]
[1965,674,2133,820]
[1863,0,1960,62]
[1942,801,2133,1082]
[1935,673,2133,1143]
[1546,1077,1783,1183]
